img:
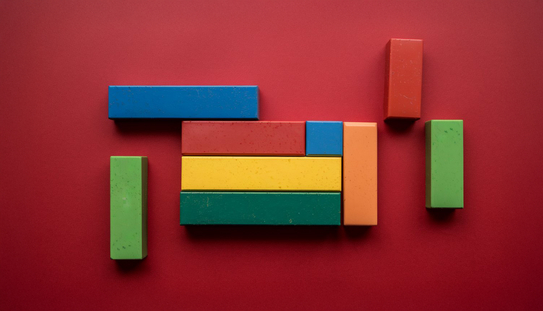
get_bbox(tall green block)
[110,156,148,259]
[180,192,341,225]
[425,120,464,208]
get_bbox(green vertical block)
[180,192,341,225]
[425,120,464,208]
[110,156,148,259]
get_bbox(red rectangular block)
[181,121,306,155]
[385,38,423,120]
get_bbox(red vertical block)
[385,38,423,120]
[181,121,306,155]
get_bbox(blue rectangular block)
[306,121,343,156]
[108,86,259,119]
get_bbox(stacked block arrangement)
[180,121,352,225]
[179,120,378,225]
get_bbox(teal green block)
[180,192,341,225]
[425,120,464,208]
[110,156,148,259]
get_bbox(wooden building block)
[108,86,259,119]
[180,192,340,225]
[181,121,305,156]
[110,156,148,260]
[385,38,423,120]
[305,121,343,156]
[343,122,378,225]
[181,156,341,191]
[426,120,464,208]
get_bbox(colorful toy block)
[110,156,148,260]
[181,121,305,156]
[343,122,378,225]
[305,121,343,156]
[426,120,464,208]
[385,38,423,120]
[108,86,259,119]
[180,192,340,225]
[181,156,342,191]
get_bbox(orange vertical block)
[385,38,423,120]
[343,122,377,225]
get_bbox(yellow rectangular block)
[343,122,378,225]
[181,156,342,191]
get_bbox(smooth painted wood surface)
[343,122,378,225]
[110,156,148,260]
[108,85,259,119]
[385,39,423,120]
[180,192,341,225]
[181,156,342,191]
[305,121,343,156]
[426,120,464,208]
[181,121,305,155]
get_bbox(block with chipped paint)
[426,120,464,208]
[108,85,259,119]
[181,156,342,191]
[181,121,305,155]
[180,192,340,225]
[110,156,148,260]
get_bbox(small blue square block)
[306,121,343,156]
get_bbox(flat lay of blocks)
[8,2,542,309]
[106,39,465,257]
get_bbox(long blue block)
[306,121,343,156]
[108,86,259,119]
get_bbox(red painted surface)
[181,121,305,155]
[385,38,423,120]
[2,1,543,310]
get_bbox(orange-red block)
[343,122,377,226]
[181,121,305,156]
[385,38,423,120]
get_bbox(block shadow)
[343,226,373,239]
[426,208,456,223]
[184,225,341,242]
[113,119,181,136]
[114,258,146,273]
[384,118,417,132]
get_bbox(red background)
[1,1,543,310]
